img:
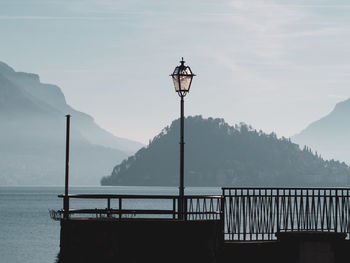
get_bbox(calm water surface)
[0,186,220,263]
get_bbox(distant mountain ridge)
[293,98,350,164]
[0,61,143,185]
[102,116,350,187]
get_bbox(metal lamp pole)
[170,58,195,220]
[179,94,185,220]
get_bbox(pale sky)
[1,0,350,144]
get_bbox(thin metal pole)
[179,95,185,220]
[119,198,122,219]
[64,115,70,219]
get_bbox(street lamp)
[170,57,195,220]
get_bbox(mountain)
[293,98,350,164]
[101,116,350,187]
[0,61,143,185]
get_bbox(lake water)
[0,186,220,263]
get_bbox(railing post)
[119,198,122,219]
[221,193,225,222]
[173,197,176,219]
[107,198,111,218]
[306,189,309,230]
[276,189,280,233]
[221,195,225,241]
[242,190,246,241]
[184,196,188,220]
[335,190,338,232]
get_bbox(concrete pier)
[57,218,350,263]
[53,188,350,263]
[276,232,347,263]
[58,219,223,263]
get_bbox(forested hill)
[101,116,350,187]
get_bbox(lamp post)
[170,57,195,220]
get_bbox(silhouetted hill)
[0,61,143,185]
[293,98,350,164]
[101,116,350,187]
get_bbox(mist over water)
[0,186,220,263]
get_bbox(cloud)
[0,15,130,20]
[205,0,350,73]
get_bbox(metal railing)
[50,194,223,222]
[223,187,350,241]
[50,187,350,241]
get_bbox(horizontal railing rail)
[50,194,223,222]
[223,187,350,241]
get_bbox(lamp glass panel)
[172,75,181,92]
[179,75,192,91]
[172,66,193,92]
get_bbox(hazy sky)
[1,0,350,144]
